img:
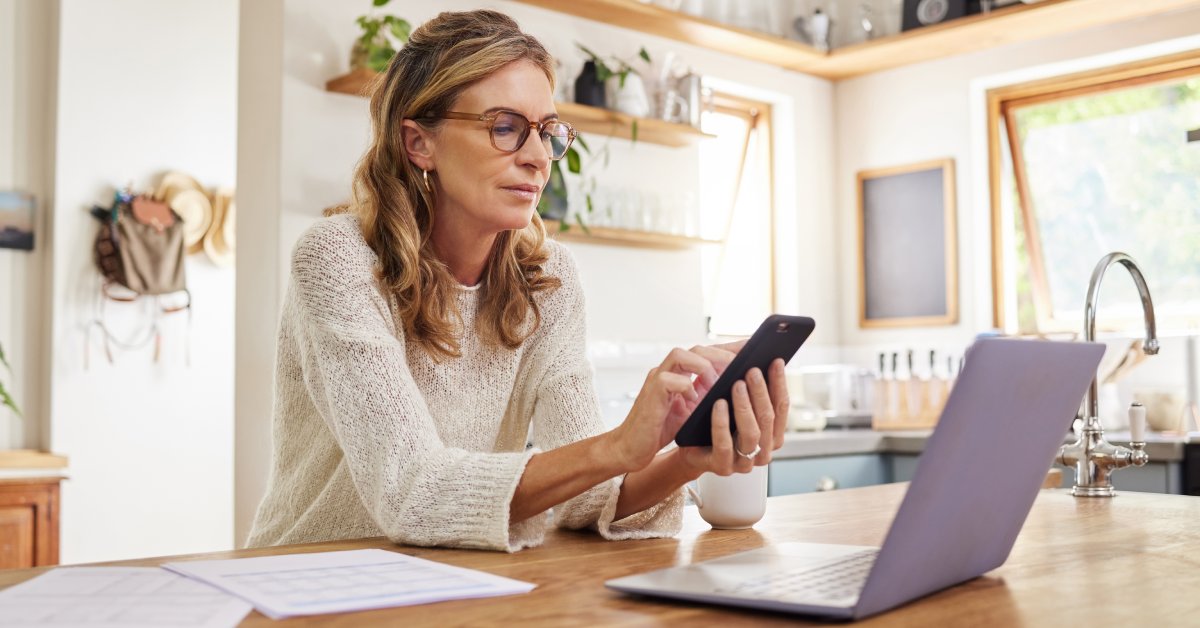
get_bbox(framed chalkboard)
[857,158,958,328]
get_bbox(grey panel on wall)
[861,166,950,321]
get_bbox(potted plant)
[0,341,19,419]
[576,44,652,118]
[351,0,411,73]
[538,136,592,230]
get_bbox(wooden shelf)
[515,0,1200,80]
[543,219,720,249]
[554,101,713,147]
[324,67,378,97]
[325,70,712,147]
[515,0,825,74]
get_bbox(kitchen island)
[1,483,1197,626]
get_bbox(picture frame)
[0,191,35,251]
[857,158,958,328]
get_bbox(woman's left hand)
[675,354,790,475]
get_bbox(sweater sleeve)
[528,244,684,540]
[288,222,539,552]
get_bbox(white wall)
[834,8,1200,368]
[233,0,836,543]
[48,0,238,563]
[234,0,283,553]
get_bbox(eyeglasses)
[430,110,577,161]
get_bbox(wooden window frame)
[987,48,1200,331]
[704,92,777,334]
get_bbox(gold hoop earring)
[422,169,431,192]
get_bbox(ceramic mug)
[686,465,768,529]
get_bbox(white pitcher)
[605,73,651,119]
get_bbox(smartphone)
[673,315,815,448]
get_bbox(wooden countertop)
[0,450,68,470]
[2,483,1198,625]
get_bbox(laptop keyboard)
[719,548,879,605]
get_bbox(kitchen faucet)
[1058,252,1159,497]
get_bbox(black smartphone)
[673,315,815,448]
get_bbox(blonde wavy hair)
[351,10,562,360]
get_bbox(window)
[990,51,1200,333]
[699,93,775,336]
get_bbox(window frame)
[987,48,1200,332]
[702,91,777,337]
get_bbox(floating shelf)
[325,70,712,147]
[543,219,721,249]
[515,0,1200,80]
[554,101,713,147]
[324,67,378,97]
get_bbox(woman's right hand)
[607,344,740,472]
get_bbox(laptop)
[606,338,1104,620]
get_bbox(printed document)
[0,567,252,628]
[163,549,536,619]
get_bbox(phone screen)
[673,315,815,448]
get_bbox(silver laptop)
[607,338,1104,620]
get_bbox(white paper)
[163,549,536,619]
[0,567,252,628]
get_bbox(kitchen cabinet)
[0,478,61,569]
[768,454,890,496]
[774,450,1183,496]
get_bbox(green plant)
[538,135,595,233]
[0,341,19,418]
[576,43,651,89]
[353,0,411,73]
[575,43,651,143]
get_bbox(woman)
[247,9,790,552]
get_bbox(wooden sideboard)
[0,477,60,569]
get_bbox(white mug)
[686,465,768,529]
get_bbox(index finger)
[710,338,748,354]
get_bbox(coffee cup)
[685,465,768,529]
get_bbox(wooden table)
[2,483,1198,626]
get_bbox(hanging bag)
[92,191,187,295]
[88,189,192,366]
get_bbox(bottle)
[677,69,704,128]
[574,61,606,109]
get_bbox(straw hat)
[204,187,235,268]
[154,171,211,253]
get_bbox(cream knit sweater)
[246,215,683,552]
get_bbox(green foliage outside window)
[1006,76,1200,330]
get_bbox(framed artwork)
[857,158,958,328]
[0,191,35,251]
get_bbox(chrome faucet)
[1058,252,1158,497]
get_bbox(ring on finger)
[735,442,762,459]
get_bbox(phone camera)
[776,322,789,332]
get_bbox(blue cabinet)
[768,454,890,496]
[769,451,1185,496]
